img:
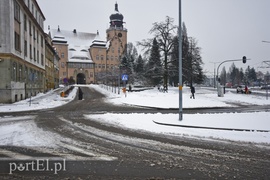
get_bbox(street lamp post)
[178,0,183,121]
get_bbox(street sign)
[121,74,128,81]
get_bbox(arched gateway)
[77,73,86,84]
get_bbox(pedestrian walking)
[190,86,195,99]
[78,87,83,100]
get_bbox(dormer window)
[69,48,76,51]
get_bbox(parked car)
[237,85,252,94]
[236,85,245,93]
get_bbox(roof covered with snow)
[49,28,106,63]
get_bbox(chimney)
[73,29,77,34]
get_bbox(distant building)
[48,2,127,85]
[0,0,47,103]
[0,1,127,103]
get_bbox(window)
[111,56,113,61]
[37,32,39,43]
[24,14,27,31]
[14,0,20,22]
[25,66,28,82]
[24,40,27,57]
[41,53,44,66]
[14,32,20,51]
[29,44,32,59]
[112,47,114,53]
[18,64,22,81]
[90,72,93,77]
[34,47,36,61]
[102,64,105,69]
[101,55,104,60]
[33,26,36,40]
[118,47,121,53]
[29,20,32,36]
[37,50,39,63]
[61,53,64,58]
[41,35,43,47]
[98,64,101,69]
[96,55,99,60]
[12,63,17,81]
[115,56,118,61]
[61,62,65,68]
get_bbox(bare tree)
[138,16,177,90]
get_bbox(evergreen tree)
[245,66,257,85]
[138,19,205,87]
[181,23,204,86]
[146,38,163,85]
[126,42,138,73]
[134,54,144,74]
[220,67,226,85]
[120,56,132,75]
[138,16,177,90]
[182,22,190,85]
[229,63,238,86]
[168,36,179,86]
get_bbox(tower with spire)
[106,2,127,65]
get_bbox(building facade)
[0,1,127,103]
[49,2,127,85]
[45,33,60,92]
[0,0,46,103]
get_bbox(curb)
[153,120,270,132]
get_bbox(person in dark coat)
[78,87,83,100]
[190,86,195,99]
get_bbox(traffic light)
[242,56,246,63]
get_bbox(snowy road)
[0,86,270,179]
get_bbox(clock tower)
[106,2,127,69]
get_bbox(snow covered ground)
[0,84,270,146]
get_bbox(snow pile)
[0,87,78,112]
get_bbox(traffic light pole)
[216,57,250,97]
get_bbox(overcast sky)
[37,0,270,76]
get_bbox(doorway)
[77,73,86,84]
